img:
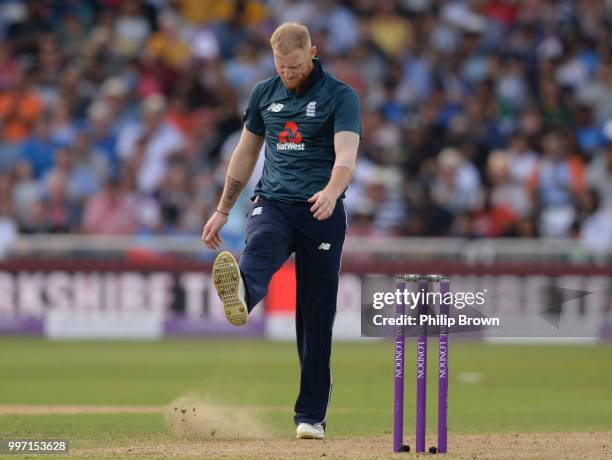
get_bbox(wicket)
[393,274,450,454]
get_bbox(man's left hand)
[308,188,338,221]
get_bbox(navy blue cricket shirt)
[243,58,362,203]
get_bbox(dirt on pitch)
[3,405,609,459]
[76,432,611,459]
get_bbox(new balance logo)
[306,101,316,117]
[318,243,331,251]
[267,102,284,112]
[252,206,262,216]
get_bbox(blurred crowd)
[0,0,611,251]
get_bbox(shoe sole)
[296,426,325,440]
[212,251,248,326]
[296,432,324,440]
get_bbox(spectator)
[72,131,108,191]
[99,77,133,135]
[362,167,407,235]
[586,133,612,209]
[117,93,184,194]
[113,0,151,58]
[529,131,586,237]
[0,43,19,90]
[580,189,612,250]
[408,186,454,237]
[11,160,40,227]
[576,59,612,124]
[145,10,191,70]
[486,149,531,218]
[86,101,119,176]
[471,188,518,238]
[316,1,359,56]
[18,116,57,179]
[506,132,538,185]
[42,170,79,233]
[0,200,17,258]
[157,160,192,231]
[81,177,138,235]
[43,145,100,203]
[224,41,272,104]
[574,104,604,156]
[0,65,44,142]
[347,200,379,237]
[48,101,77,146]
[431,147,482,214]
[0,0,609,245]
[369,1,412,58]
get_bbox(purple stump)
[438,278,450,453]
[416,278,428,453]
[393,277,406,452]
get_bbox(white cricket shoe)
[212,251,248,326]
[296,422,325,439]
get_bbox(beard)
[281,75,307,91]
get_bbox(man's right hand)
[202,211,229,249]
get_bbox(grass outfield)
[0,338,611,459]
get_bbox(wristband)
[216,209,230,216]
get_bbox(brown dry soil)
[1,406,610,459]
[75,432,612,460]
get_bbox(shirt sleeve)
[334,87,362,136]
[242,82,265,136]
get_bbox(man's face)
[273,46,316,91]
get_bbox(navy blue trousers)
[239,196,346,426]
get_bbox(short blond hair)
[270,22,311,54]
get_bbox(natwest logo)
[277,121,305,151]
